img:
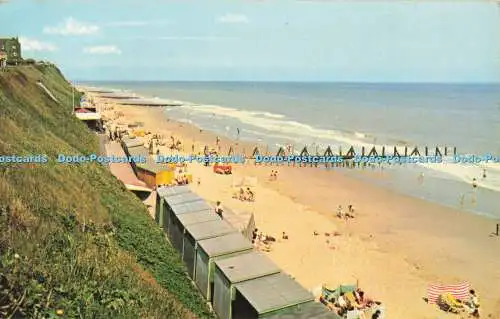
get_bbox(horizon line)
[71,79,500,85]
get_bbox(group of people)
[169,135,182,151]
[337,204,355,221]
[324,288,381,319]
[269,170,279,181]
[234,187,255,202]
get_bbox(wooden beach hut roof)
[263,301,338,319]
[157,185,191,198]
[197,232,253,258]
[165,192,204,207]
[170,200,212,215]
[234,272,315,316]
[176,211,220,226]
[122,138,144,149]
[214,251,280,284]
[104,143,151,192]
[125,145,169,173]
[184,219,238,241]
[126,145,149,157]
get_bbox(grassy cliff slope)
[0,65,213,318]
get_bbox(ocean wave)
[419,161,500,193]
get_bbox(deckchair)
[321,284,357,302]
[437,293,464,313]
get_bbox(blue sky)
[1,0,499,82]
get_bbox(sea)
[82,81,500,219]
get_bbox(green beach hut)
[169,208,219,253]
[212,251,281,319]
[194,232,254,301]
[182,219,238,278]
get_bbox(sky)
[0,0,499,82]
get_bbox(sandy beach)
[90,93,500,318]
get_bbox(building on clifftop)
[0,37,22,66]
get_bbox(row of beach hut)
[156,186,339,319]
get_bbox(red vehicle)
[213,163,232,174]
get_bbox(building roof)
[262,301,338,319]
[122,138,144,149]
[170,200,212,215]
[126,145,149,157]
[235,273,315,315]
[157,185,191,198]
[176,211,220,227]
[104,142,150,192]
[214,251,280,284]
[198,232,253,258]
[75,112,101,121]
[165,192,204,207]
[125,146,169,173]
[184,219,238,241]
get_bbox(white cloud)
[19,37,57,52]
[83,45,121,55]
[105,20,170,27]
[43,17,99,35]
[157,36,230,41]
[217,13,250,24]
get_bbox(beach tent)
[263,301,340,319]
[195,232,254,301]
[155,186,191,226]
[169,210,220,253]
[212,251,281,319]
[222,207,252,234]
[182,220,238,278]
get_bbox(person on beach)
[482,169,487,179]
[239,187,246,201]
[463,289,480,317]
[472,178,478,189]
[237,127,240,139]
[418,172,424,184]
[216,136,220,146]
[215,201,224,219]
[252,228,258,244]
[337,205,344,219]
[246,188,255,201]
[282,232,288,240]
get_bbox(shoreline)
[78,85,500,219]
[88,92,500,318]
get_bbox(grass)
[0,65,213,318]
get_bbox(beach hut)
[182,220,238,278]
[212,252,281,319]
[155,186,191,226]
[231,272,320,318]
[169,209,220,253]
[195,233,254,301]
[124,144,174,188]
[257,300,338,319]
[165,199,212,236]
[121,138,143,149]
